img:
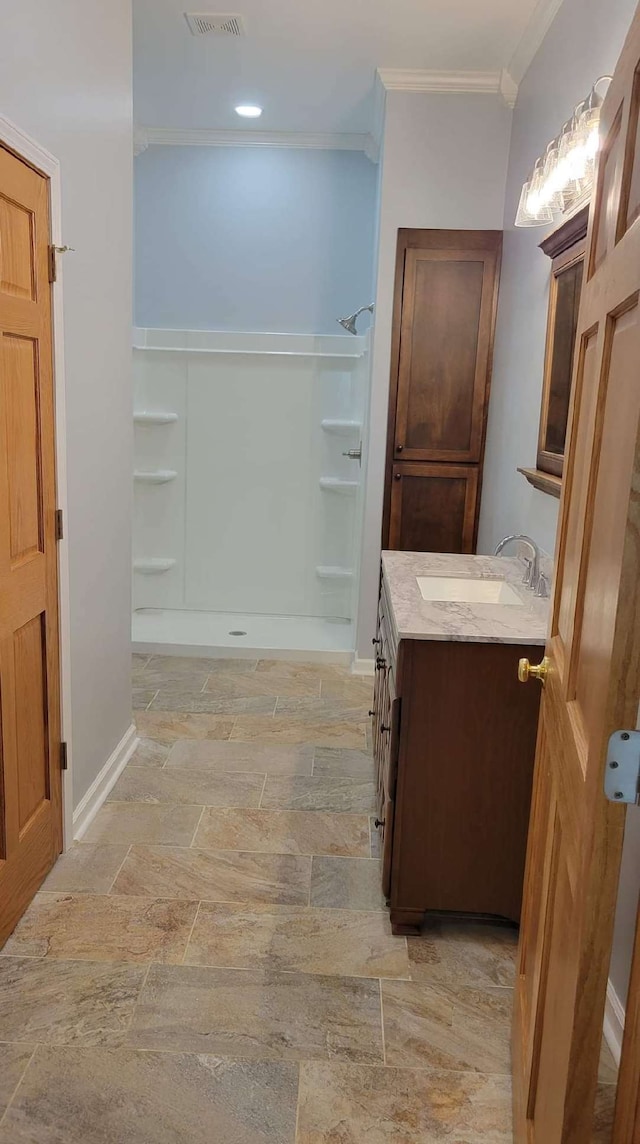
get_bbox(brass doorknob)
[518,656,550,685]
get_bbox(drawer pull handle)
[372,637,381,648]
[374,818,385,828]
[368,709,375,717]
[381,724,390,734]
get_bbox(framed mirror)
[519,206,589,498]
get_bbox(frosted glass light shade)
[513,77,611,228]
[515,160,553,226]
[539,140,566,213]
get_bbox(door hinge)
[60,741,68,771]
[604,730,640,804]
[55,509,64,541]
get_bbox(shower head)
[337,304,374,335]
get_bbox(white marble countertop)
[382,551,550,646]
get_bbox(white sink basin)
[416,576,523,606]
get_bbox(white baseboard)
[352,656,375,676]
[603,978,625,1066]
[72,723,139,841]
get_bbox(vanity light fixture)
[515,76,612,227]
[235,104,263,118]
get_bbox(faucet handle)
[535,572,550,598]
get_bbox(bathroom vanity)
[372,551,549,935]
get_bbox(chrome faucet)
[494,534,541,592]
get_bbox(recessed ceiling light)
[235,104,262,118]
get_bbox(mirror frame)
[537,206,589,477]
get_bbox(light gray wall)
[477,0,639,1011]
[135,145,377,334]
[478,0,638,558]
[356,89,512,658]
[0,0,134,808]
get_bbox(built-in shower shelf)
[134,469,178,484]
[319,478,358,496]
[315,565,354,581]
[321,419,362,436]
[134,345,364,359]
[133,558,177,574]
[134,410,178,425]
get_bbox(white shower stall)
[132,326,370,658]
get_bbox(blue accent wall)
[135,145,377,334]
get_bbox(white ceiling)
[133,0,544,135]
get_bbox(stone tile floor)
[0,655,617,1142]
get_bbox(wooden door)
[513,9,640,1140]
[388,462,478,553]
[0,144,62,946]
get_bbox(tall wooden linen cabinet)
[382,229,503,552]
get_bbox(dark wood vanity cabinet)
[372,580,542,935]
[382,229,502,554]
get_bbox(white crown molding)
[500,69,519,109]
[377,68,502,96]
[133,131,149,157]
[135,126,379,162]
[370,71,387,163]
[507,0,566,86]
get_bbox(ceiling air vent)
[184,12,246,36]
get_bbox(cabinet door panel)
[394,244,501,463]
[381,797,395,900]
[389,463,479,553]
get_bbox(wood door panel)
[0,144,62,948]
[398,255,484,456]
[0,193,35,301]
[515,721,555,1115]
[591,107,623,277]
[14,613,49,831]
[555,328,600,653]
[531,831,577,1136]
[3,333,44,564]
[573,299,640,739]
[621,63,640,233]
[389,462,478,553]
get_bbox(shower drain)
[228,630,247,637]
